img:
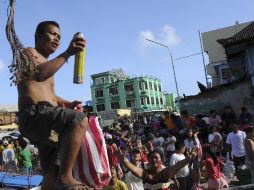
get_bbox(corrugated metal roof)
[217,22,254,47]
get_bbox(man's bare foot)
[55,178,93,190]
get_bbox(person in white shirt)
[170,141,192,190]
[226,121,246,171]
[153,131,165,146]
[165,131,176,162]
[125,148,144,190]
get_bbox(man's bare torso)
[18,48,58,110]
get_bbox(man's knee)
[78,117,89,130]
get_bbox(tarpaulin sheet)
[0,172,42,188]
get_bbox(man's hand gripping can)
[73,32,85,84]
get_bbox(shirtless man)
[17,21,92,190]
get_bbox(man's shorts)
[18,101,86,171]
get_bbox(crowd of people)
[8,20,254,190]
[0,135,38,175]
[1,105,252,189]
[100,105,254,190]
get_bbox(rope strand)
[6,0,38,86]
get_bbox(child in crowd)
[208,126,223,156]
[202,148,228,190]
[102,164,128,190]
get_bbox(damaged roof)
[217,22,254,47]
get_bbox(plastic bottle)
[73,32,85,84]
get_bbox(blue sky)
[0,0,253,105]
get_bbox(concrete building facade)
[180,79,254,115]
[91,69,167,112]
[179,21,254,115]
[202,21,251,86]
[164,93,176,111]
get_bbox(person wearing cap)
[2,139,16,171]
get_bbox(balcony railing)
[96,97,105,103]
[111,95,120,101]
[126,91,134,95]
[126,93,135,99]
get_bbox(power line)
[175,52,202,61]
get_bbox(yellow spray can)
[73,32,85,84]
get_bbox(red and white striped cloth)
[73,116,111,189]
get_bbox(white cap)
[3,140,9,146]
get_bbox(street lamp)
[146,39,180,110]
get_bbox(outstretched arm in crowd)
[153,151,195,182]
[117,148,197,183]
[117,149,145,179]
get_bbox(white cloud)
[138,30,155,50]
[160,25,181,47]
[138,25,181,50]
[0,60,6,73]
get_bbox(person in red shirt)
[202,148,228,190]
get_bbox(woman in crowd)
[117,147,197,190]
[202,148,228,190]
[184,128,201,155]
[244,127,254,183]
